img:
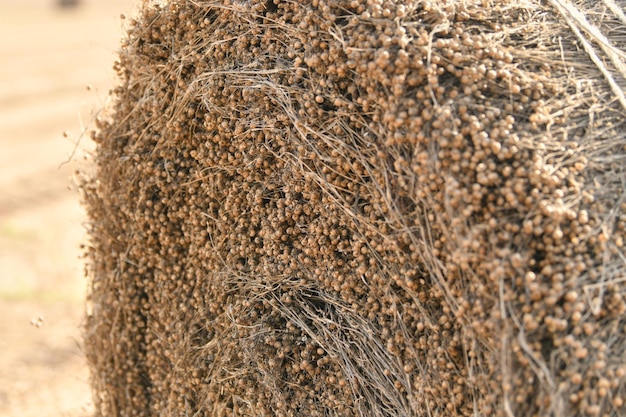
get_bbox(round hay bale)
[82,0,626,416]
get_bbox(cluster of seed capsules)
[83,0,626,416]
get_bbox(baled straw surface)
[81,0,626,416]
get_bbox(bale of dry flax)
[81,0,626,416]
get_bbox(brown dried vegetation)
[81,0,626,416]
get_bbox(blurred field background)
[0,1,134,415]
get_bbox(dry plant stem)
[602,0,626,27]
[547,0,626,111]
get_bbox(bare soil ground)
[0,1,134,415]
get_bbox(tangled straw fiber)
[81,0,626,416]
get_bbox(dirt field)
[0,1,134,415]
